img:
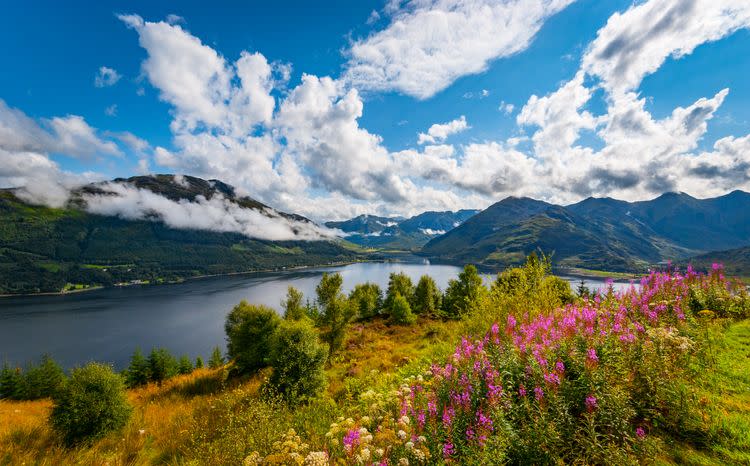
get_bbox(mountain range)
[420,191,750,272]
[0,175,357,294]
[2,173,750,295]
[325,210,479,250]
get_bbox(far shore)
[0,257,420,299]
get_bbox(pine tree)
[195,356,204,369]
[125,348,150,388]
[178,355,193,375]
[209,346,224,369]
[0,363,22,399]
[147,348,177,384]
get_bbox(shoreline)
[0,256,425,299]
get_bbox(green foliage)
[178,355,194,375]
[348,282,383,320]
[0,355,66,400]
[19,355,66,400]
[383,272,415,316]
[225,301,281,374]
[0,363,23,399]
[268,320,328,403]
[413,274,442,315]
[316,273,355,356]
[50,362,132,445]
[442,264,486,319]
[390,292,416,325]
[281,286,306,321]
[148,348,178,384]
[195,356,204,369]
[209,346,224,369]
[125,348,150,388]
[486,252,574,325]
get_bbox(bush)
[225,301,281,374]
[50,363,132,445]
[390,292,417,325]
[349,282,383,320]
[268,320,328,403]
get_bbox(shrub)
[413,274,442,315]
[209,346,225,369]
[349,282,383,319]
[390,292,416,325]
[268,319,328,403]
[125,348,149,387]
[50,363,132,445]
[225,301,280,374]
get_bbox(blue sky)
[1,0,750,224]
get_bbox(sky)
[1,0,750,227]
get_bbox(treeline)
[0,346,226,401]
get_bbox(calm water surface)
[0,262,634,369]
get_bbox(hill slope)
[0,175,358,294]
[421,191,750,272]
[684,246,750,278]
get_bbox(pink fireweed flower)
[519,385,527,397]
[534,386,544,401]
[443,442,455,458]
[636,427,646,439]
[543,371,560,386]
[586,348,598,364]
[585,395,598,412]
[555,360,565,373]
[442,406,455,427]
[342,428,360,452]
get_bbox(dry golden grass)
[0,317,460,465]
[0,368,242,465]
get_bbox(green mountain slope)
[0,176,359,294]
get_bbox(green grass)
[661,320,750,465]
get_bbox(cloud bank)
[2,0,750,228]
